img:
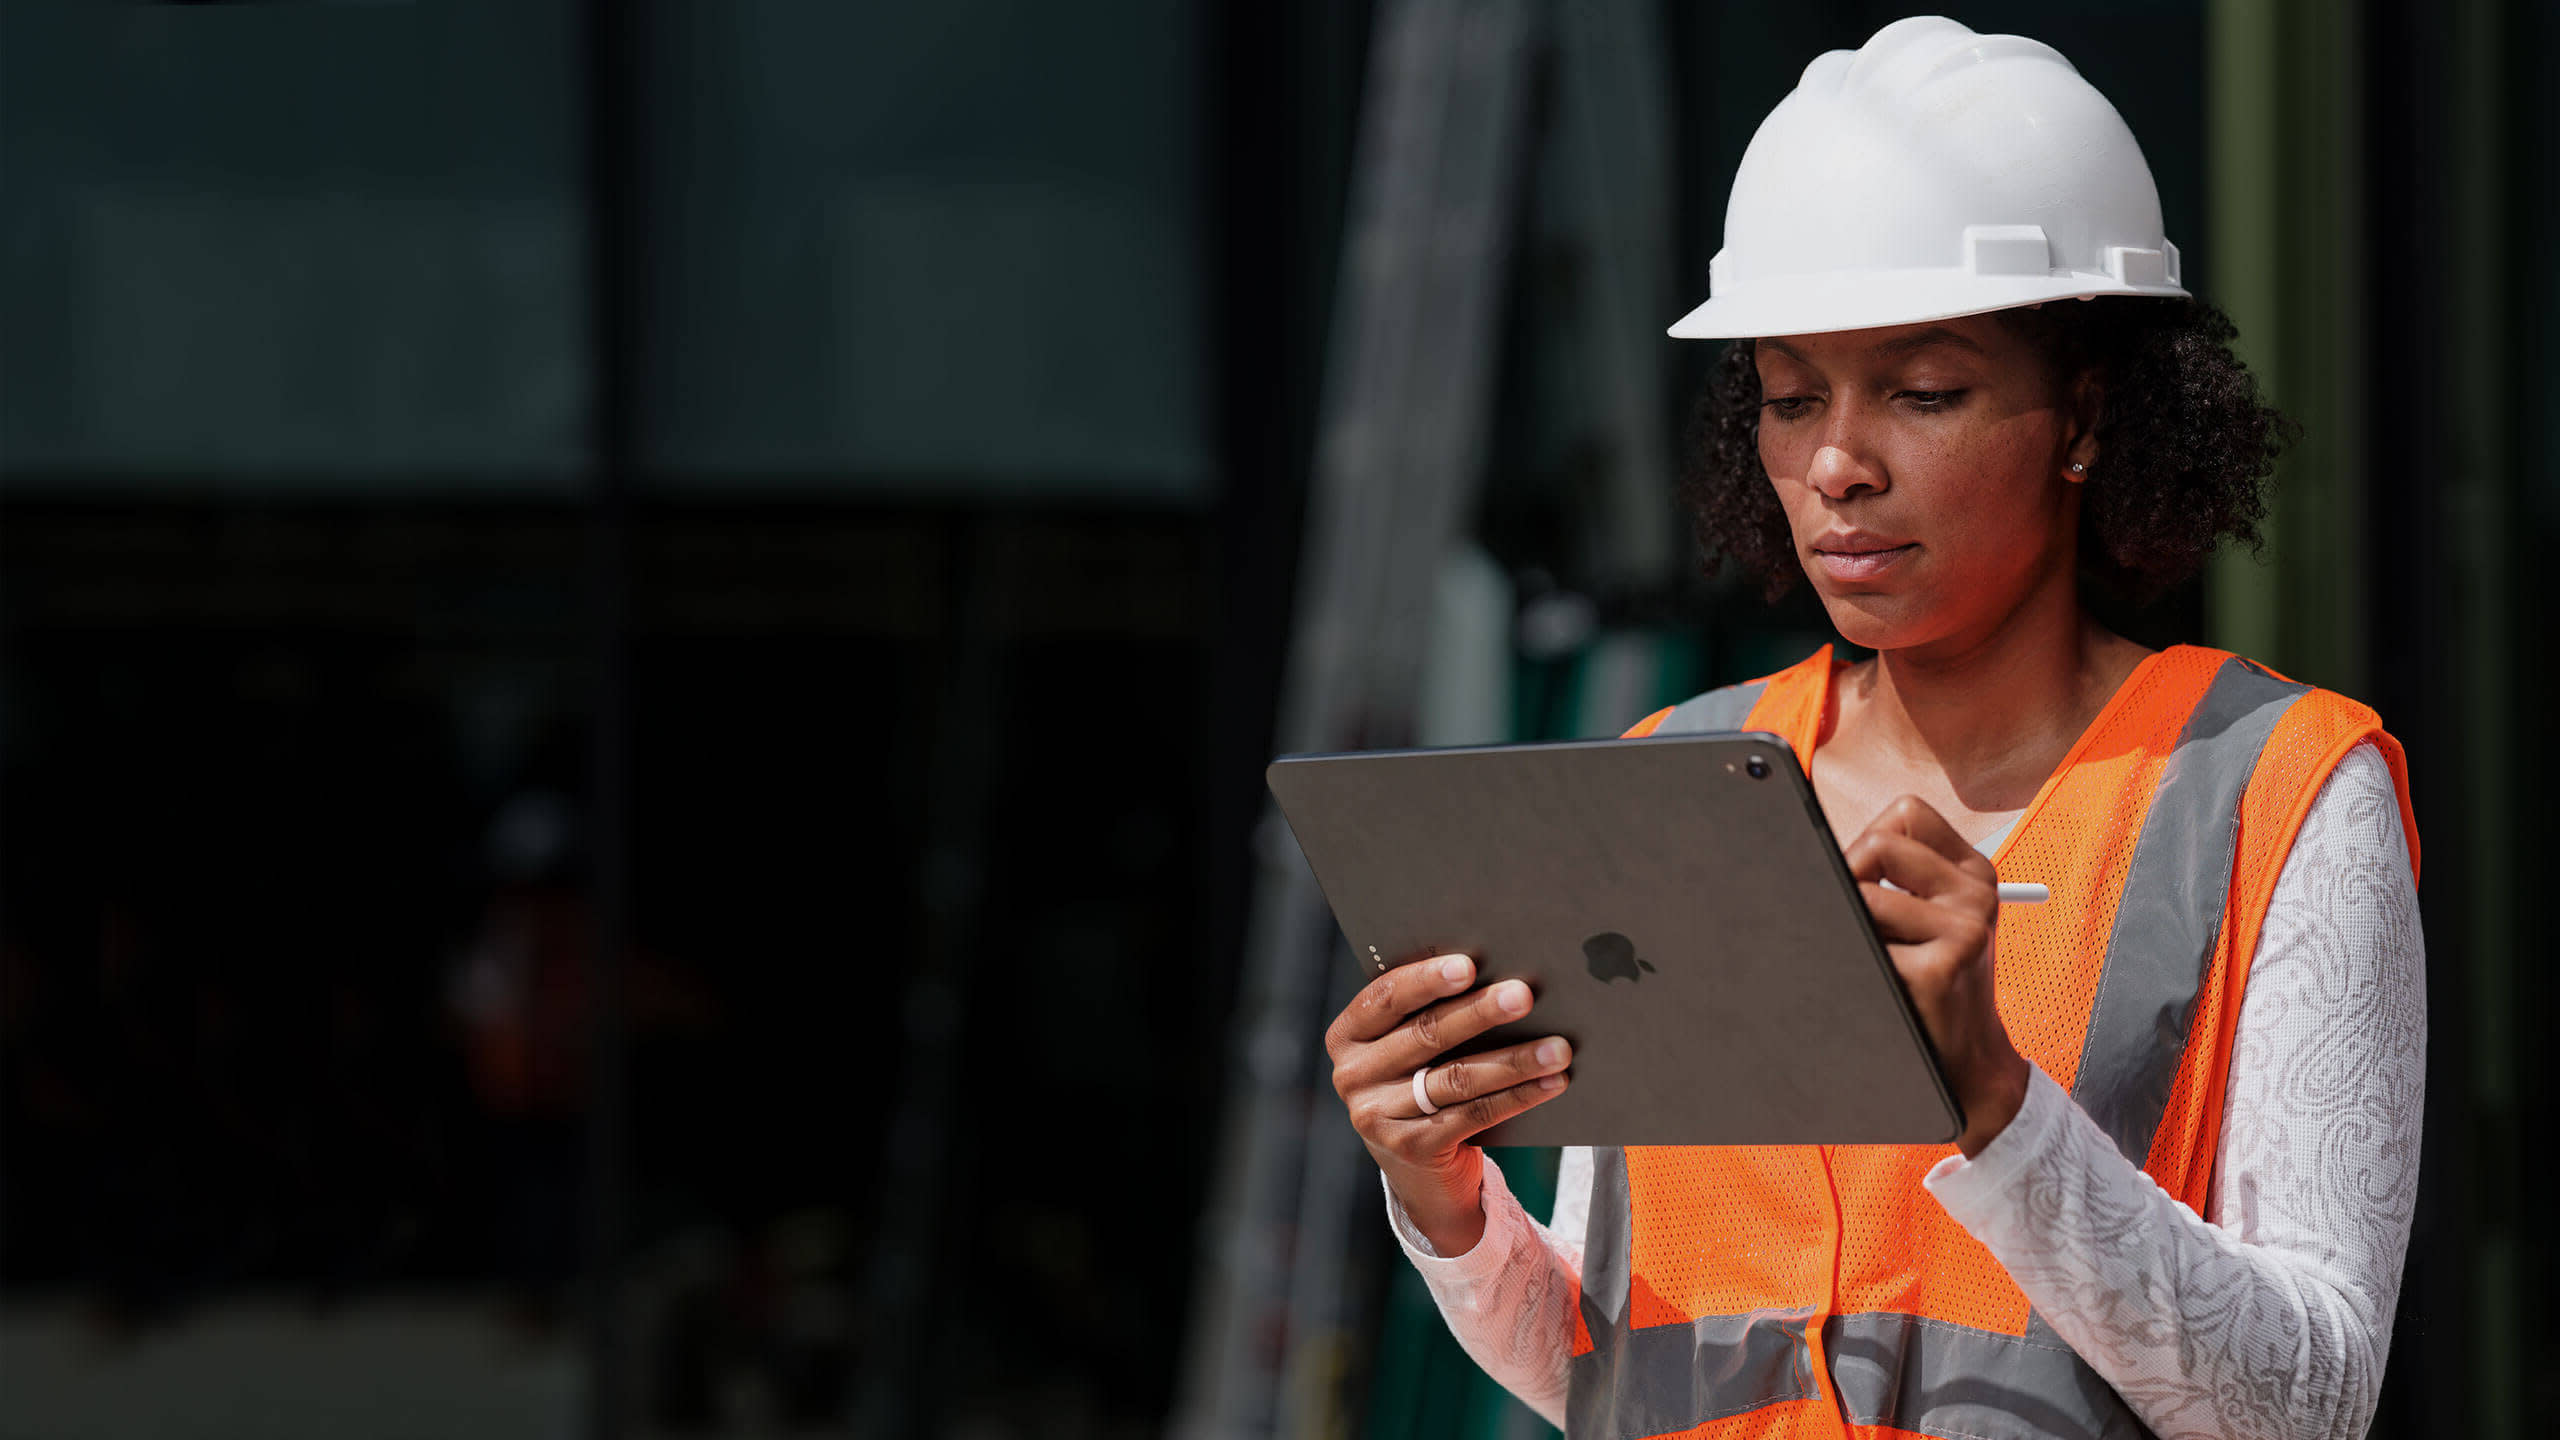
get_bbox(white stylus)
[1880,877,2049,903]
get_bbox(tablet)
[1265,731,1963,1146]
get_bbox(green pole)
[2204,0,2367,695]
[2204,0,2283,665]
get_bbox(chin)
[1816,588,1947,653]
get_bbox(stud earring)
[2068,462,2088,474]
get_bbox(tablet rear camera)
[1745,754,1771,780]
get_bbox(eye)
[1897,388,1966,410]
[1761,396,1816,421]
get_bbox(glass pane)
[0,1,587,491]
[638,0,1211,500]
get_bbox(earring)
[2068,462,2088,475]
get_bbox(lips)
[1811,533,1916,582]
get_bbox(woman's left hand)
[1844,795,2033,1157]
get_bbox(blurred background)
[0,1,2548,1437]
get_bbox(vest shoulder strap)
[2231,673,2417,884]
[2161,666,2416,1202]
[1633,647,1834,741]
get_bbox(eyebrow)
[1760,326,1984,363]
[1873,326,1985,359]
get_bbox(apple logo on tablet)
[1583,932,1657,984]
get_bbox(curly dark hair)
[1680,298,2295,604]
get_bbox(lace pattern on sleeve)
[1926,740,2425,1440]
[1380,1153,1584,1428]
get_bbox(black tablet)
[1266,731,1963,1146]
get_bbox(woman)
[1323,18,2422,1440]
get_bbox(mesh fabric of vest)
[1574,645,2414,1440]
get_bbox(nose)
[1806,441,1884,501]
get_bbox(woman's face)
[1753,312,2092,654]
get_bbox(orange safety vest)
[1578,644,2418,1440]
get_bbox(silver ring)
[1412,1065,1439,1116]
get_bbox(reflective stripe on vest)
[2070,657,2301,1166]
[1572,647,2399,1439]
[1571,1144,1824,1435]
[1658,678,1770,736]
[1571,1149,2152,1440]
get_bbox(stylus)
[1879,878,2049,903]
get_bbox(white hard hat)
[1668,16,2189,340]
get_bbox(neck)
[1848,575,2139,810]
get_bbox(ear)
[2063,370,2104,480]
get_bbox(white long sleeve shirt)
[1386,741,2424,1440]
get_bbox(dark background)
[0,3,2547,1437]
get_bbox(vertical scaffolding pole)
[1172,2,1538,1433]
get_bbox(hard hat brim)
[1666,271,2190,341]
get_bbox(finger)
[1420,1035,1573,1113]
[1417,1068,1572,1144]
[1846,829,1987,905]
[1328,952,1476,1055]
[1858,880,1963,946]
[1869,795,1998,872]
[1357,976,1537,1082]
[1859,881,1992,967]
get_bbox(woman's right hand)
[1324,952,1574,1257]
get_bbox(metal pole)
[1173,2,1539,1432]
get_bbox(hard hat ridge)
[1669,15,2188,341]
[1825,16,2074,101]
